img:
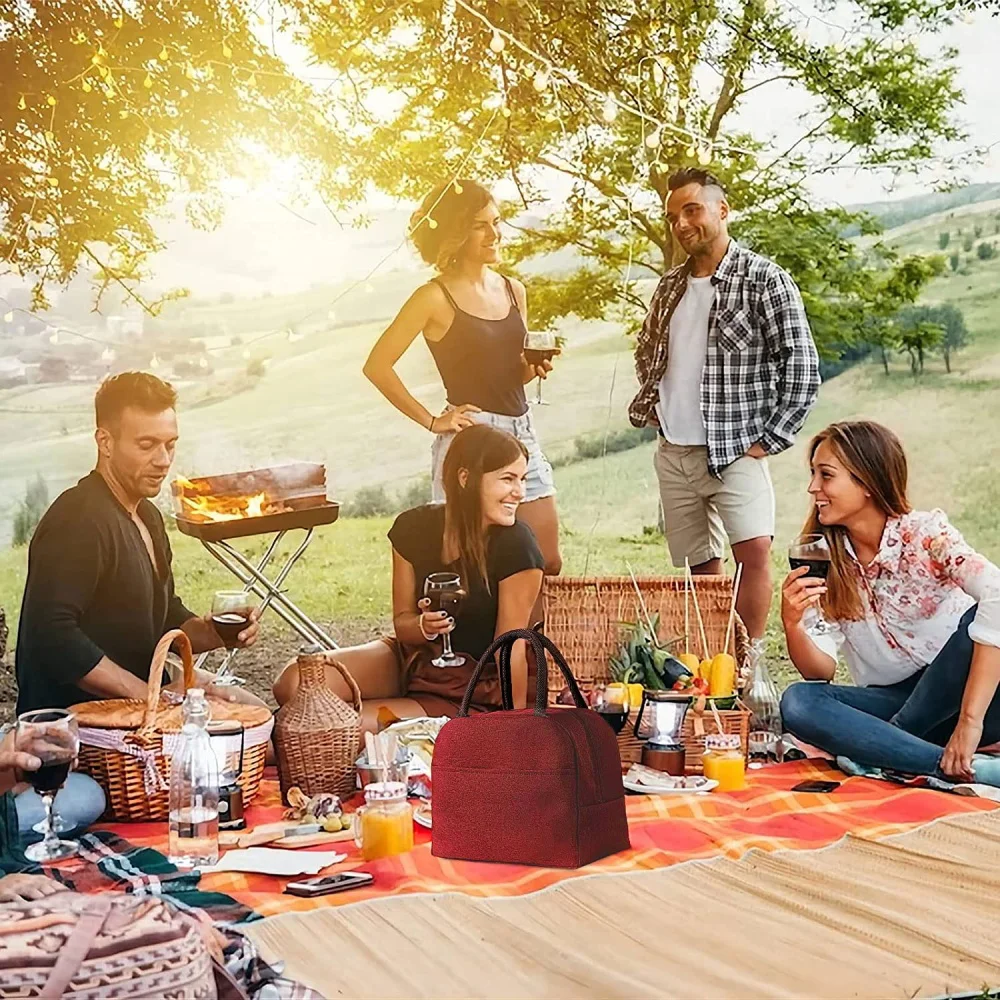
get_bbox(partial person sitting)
[274,425,545,730]
[0,726,96,886]
[15,372,265,715]
[779,421,1000,786]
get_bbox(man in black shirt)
[16,372,261,713]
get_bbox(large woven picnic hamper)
[70,629,273,821]
[542,576,750,770]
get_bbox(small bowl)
[355,749,410,790]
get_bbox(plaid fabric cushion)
[629,240,821,476]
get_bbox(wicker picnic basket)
[273,647,362,803]
[70,629,273,822]
[542,576,750,771]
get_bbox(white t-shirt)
[655,275,715,446]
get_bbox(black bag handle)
[458,628,588,717]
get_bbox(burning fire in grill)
[173,476,289,523]
[172,464,328,524]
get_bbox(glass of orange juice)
[353,781,414,861]
[702,734,746,792]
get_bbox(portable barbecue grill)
[172,462,340,680]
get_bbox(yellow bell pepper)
[709,653,737,697]
[627,682,644,710]
[678,652,700,676]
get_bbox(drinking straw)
[626,561,657,642]
[686,563,710,660]
[684,558,690,652]
[724,562,743,659]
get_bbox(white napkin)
[204,848,347,876]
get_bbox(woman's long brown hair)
[803,421,911,621]
[442,424,528,592]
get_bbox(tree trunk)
[944,346,951,373]
[881,347,890,376]
[908,349,918,376]
[918,344,925,373]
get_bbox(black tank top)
[425,275,528,417]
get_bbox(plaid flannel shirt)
[628,240,820,476]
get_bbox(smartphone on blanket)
[284,872,374,897]
[791,780,841,793]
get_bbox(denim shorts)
[430,407,556,504]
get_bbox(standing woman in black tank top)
[364,179,562,576]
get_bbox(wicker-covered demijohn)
[273,647,362,803]
[70,629,273,821]
[542,575,751,769]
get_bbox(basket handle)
[323,655,363,715]
[139,628,194,737]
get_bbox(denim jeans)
[15,772,106,838]
[780,605,1000,776]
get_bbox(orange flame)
[173,481,283,523]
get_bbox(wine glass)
[423,572,466,668]
[788,534,834,637]
[211,590,255,647]
[16,709,80,862]
[523,331,558,405]
[592,683,631,735]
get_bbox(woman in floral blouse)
[780,420,1000,785]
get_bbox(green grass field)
[2,198,1000,691]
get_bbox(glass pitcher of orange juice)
[702,734,746,792]
[353,781,413,861]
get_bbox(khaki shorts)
[654,438,775,568]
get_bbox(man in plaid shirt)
[629,168,820,637]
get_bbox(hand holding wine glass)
[15,709,80,862]
[787,534,833,636]
[423,572,466,668]
[211,591,257,648]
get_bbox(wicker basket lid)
[68,629,271,734]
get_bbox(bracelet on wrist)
[418,616,436,642]
[428,415,437,433]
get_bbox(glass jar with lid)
[702,734,746,792]
[352,781,413,861]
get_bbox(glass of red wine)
[523,331,558,405]
[211,590,254,646]
[423,572,466,668]
[788,533,834,637]
[592,683,631,735]
[16,708,80,862]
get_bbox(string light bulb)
[644,129,660,149]
[82,79,92,92]
[17,95,25,110]
[3,312,14,323]
[49,331,59,345]
[47,176,59,187]
[159,45,168,60]
[113,15,123,28]
[501,103,511,118]
[247,72,257,87]
[685,144,696,158]
[46,95,56,106]
[489,30,505,53]
[453,181,463,193]
[891,38,906,51]
[482,93,502,110]
[144,73,153,89]
[697,144,713,165]
[101,347,116,363]
[223,42,232,58]
[427,217,438,229]
[601,95,618,123]
[532,69,550,92]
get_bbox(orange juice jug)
[702,734,746,792]
[353,781,414,861]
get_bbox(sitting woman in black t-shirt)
[273,424,545,729]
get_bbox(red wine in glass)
[787,556,830,579]
[788,534,834,636]
[424,572,466,668]
[597,708,629,735]
[524,347,558,367]
[212,612,250,643]
[523,332,558,404]
[29,758,72,794]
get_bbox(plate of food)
[413,802,432,829]
[623,763,717,795]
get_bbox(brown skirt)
[384,637,536,718]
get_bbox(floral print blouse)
[811,509,1000,687]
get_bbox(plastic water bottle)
[744,639,784,765]
[168,688,220,868]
